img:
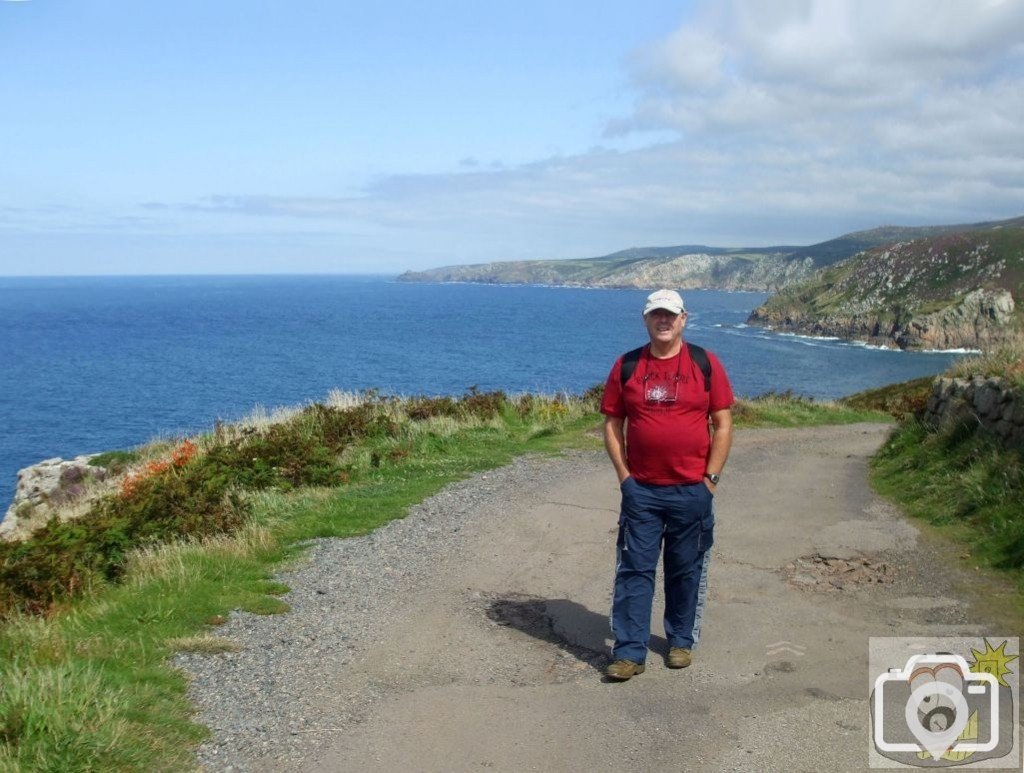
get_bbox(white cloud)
[174,126,1024,243]
[122,0,1024,267]
[593,0,1024,232]
[634,26,728,92]
[621,0,1024,139]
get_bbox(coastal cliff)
[747,228,1024,350]
[398,249,814,292]
[398,215,1024,294]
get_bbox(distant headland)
[399,215,1024,351]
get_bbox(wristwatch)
[704,472,720,485]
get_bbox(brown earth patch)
[782,552,895,591]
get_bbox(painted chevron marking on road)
[766,641,807,657]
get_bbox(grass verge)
[870,419,1024,585]
[733,391,891,428]
[0,390,889,770]
[946,334,1024,389]
[868,341,1024,587]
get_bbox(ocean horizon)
[0,274,970,511]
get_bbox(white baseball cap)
[643,289,685,316]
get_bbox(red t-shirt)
[600,344,734,485]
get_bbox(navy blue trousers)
[610,477,714,664]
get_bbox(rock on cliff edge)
[0,456,112,542]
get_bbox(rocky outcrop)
[748,227,1024,351]
[896,289,1016,349]
[922,376,1024,449]
[727,255,816,292]
[567,253,816,291]
[0,456,112,542]
[749,288,1017,351]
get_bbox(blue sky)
[1,0,1023,275]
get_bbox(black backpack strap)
[618,346,643,384]
[687,343,712,392]
[619,346,645,385]
[620,343,712,392]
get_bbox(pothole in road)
[782,552,894,591]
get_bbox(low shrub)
[197,403,402,491]
[514,394,537,419]
[580,383,605,407]
[121,440,197,497]
[399,390,507,421]
[88,450,139,473]
[199,425,343,490]
[459,388,506,419]
[0,391,595,621]
[305,402,399,448]
[0,466,246,617]
[405,396,461,421]
[841,375,934,419]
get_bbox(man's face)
[643,307,686,345]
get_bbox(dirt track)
[254,423,1020,772]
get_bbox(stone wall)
[922,376,1024,449]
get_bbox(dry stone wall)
[923,376,1024,449]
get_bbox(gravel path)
[175,451,604,772]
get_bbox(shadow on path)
[483,593,669,677]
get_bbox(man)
[600,288,734,681]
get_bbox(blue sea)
[0,275,969,510]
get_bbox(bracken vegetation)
[0,391,537,622]
[841,376,935,420]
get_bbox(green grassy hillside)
[786,215,1024,267]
